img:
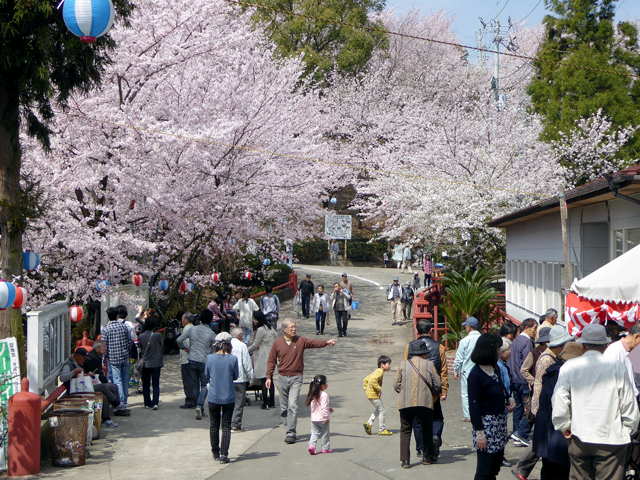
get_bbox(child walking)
[306,375,334,455]
[383,252,389,268]
[363,355,393,435]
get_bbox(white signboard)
[325,215,352,240]
[0,337,21,471]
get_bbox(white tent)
[571,243,640,304]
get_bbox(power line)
[492,0,510,21]
[58,111,552,199]
[519,0,543,24]
[223,0,638,79]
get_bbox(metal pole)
[559,192,572,291]
[494,19,500,103]
[344,239,347,261]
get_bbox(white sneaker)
[195,406,202,420]
[103,420,118,428]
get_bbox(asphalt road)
[38,264,540,479]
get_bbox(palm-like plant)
[440,267,499,347]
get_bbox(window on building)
[613,228,640,258]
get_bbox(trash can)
[70,392,103,439]
[49,409,90,467]
[54,398,94,455]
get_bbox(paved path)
[38,265,540,479]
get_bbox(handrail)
[250,281,293,300]
[250,271,298,300]
[41,385,67,413]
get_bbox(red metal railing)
[41,385,67,413]
[250,271,298,300]
[412,282,443,339]
[412,290,521,349]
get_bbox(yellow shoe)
[378,429,393,436]
[363,422,372,435]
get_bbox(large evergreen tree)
[530,0,640,166]
[249,0,388,84]
[0,0,133,369]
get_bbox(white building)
[487,165,640,323]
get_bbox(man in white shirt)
[604,323,640,397]
[230,328,254,432]
[552,324,639,480]
[453,317,482,421]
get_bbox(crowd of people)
[453,309,640,480]
[57,269,640,480]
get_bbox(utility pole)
[493,19,500,103]
[559,192,572,291]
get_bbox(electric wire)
[222,0,638,79]
[492,0,510,22]
[518,0,543,24]
[59,111,553,199]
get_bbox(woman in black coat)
[532,343,583,480]
[467,334,516,480]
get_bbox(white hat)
[547,325,574,348]
[215,332,232,343]
[576,324,611,345]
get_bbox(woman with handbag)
[467,333,516,480]
[138,317,164,409]
[394,340,442,469]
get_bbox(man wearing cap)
[508,318,538,447]
[403,320,449,458]
[60,348,91,391]
[299,274,314,319]
[604,323,640,397]
[512,325,573,480]
[387,277,403,326]
[552,324,639,480]
[453,317,481,421]
[266,319,337,444]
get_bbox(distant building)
[487,164,640,323]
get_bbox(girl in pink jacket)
[305,375,334,455]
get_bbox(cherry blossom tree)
[21,0,345,305]
[324,11,561,264]
[553,110,637,188]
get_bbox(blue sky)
[389,0,639,59]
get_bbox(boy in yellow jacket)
[363,355,392,435]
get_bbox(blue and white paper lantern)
[97,279,110,291]
[62,0,115,43]
[230,238,237,245]
[158,279,169,291]
[330,197,337,204]
[0,281,16,310]
[23,250,41,271]
[263,259,271,266]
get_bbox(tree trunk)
[0,82,26,376]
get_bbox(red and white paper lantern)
[70,306,84,323]
[244,271,252,280]
[211,273,220,282]
[13,286,27,309]
[133,273,144,286]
